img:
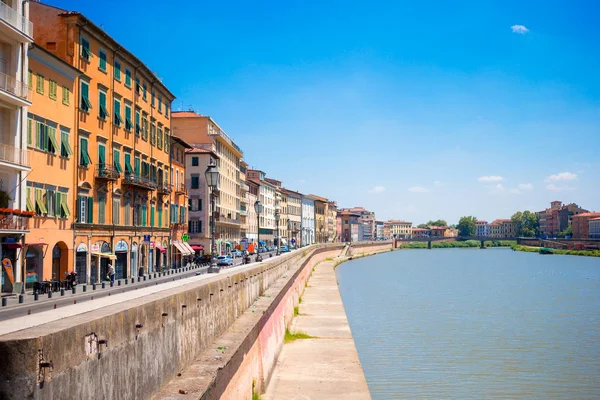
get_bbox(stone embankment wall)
[0,242,390,400]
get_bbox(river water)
[336,248,600,399]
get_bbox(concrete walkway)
[264,259,371,400]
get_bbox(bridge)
[393,236,519,249]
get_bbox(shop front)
[114,240,128,279]
[75,242,87,283]
[25,243,47,290]
[90,241,116,283]
[130,242,138,277]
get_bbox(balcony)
[0,71,31,106]
[0,1,33,41]
[0,213,29,232]
[240,182,249,192]
[157,182,172,195]
[216,215,241,226]
[122,172,156,190]
[95,164,120,181]
[0,143,28,170]
[174,183,187,195]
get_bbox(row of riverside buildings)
[0,1,379,293]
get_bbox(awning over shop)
[173,241,192,256]
[182,242,195,255]
[280,238,288,245]
[191,245,204,251]
[91,252,117,260]
[156,245,166,254]
[2,243,22,249]
[259,241,265,246]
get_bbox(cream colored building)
[239,160,249,240]
[386,220,413,239]
[247,169,277,245]
[283,188,302,246]
[172,111,243,254]
[327,201,337,242]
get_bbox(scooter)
[65,271,78,289]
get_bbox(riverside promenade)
[264,257,372,400]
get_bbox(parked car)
[268,246,276,252]
[259,246,268,253]
[216,255,233,266]
[232,250,243,258]
[280,246,289,252]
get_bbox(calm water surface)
[337,248,600,399]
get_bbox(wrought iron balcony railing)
[95,164,120,180]
[123,172,156,190]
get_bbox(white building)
[301,196,315,246]
[476,220,489,236]
[0,0,32,292]
[589,217,600,239]
[247,169,277,245]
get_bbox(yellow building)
[31,3,175,282]
[24,44,79,285]
[386,220,412,239]
[310,194,328,243]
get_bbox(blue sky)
[51,0,599,223]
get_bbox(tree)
[457,216,477,236]
[427,220,447,227]
[511,210,539,237]
[557,225,572,238]
[417,223,429,229]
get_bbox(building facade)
[589,217,600,239]
[411,227,430,238]
[31,3,176,282]
[327,201,337,242]
[338,211,362,243]
[172,112,243,254]
[340,207,375,241]
[170,136,192,267]
[310,194,327,243]
[572,212,600,239]
[283,188,301,247]
[247,170,276,246]
[246,180,258,247]
[476,220,488,236]
[239,161,249,241]
[23,44,79,288]
[386,220,412,239]
[301,195,315,246]
[0,0,32,293]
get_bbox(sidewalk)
[263,259,372,400]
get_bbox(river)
[336,248,600,399]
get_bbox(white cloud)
[517,183,533,190]
[369,185,386,194]
[546,184,575,192]
[509,188,521,194]
[511,25,529,34]
[495,184,504,190]
[408,186,429,193]
[478,175,504,182]
[433,180,442,186]
[486,183,505,194]
[545,172,577,182]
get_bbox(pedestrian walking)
[107,263,115,283]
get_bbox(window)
[192,157,199,166]
[49,80,57,100]
[114,59,121,80]
[62,86,70,105]
[46,189,56,217]
[113,198,120,225]
[28,70,32,87]
[80,81,92,112]
[124,104,132,131]
[98,143,106,167]
[142,83,147,100]
[150,122,156,145]
[98,195,106,224]
[135,77,141,94]
[134,157,140,177]
[80,37,92,60]
[124,153,133,175]
[99,50,107,71]
[164,130,170,153]
[165,103,169,118]
[46,125,59,154]
[158,96,162,113]
[60,129,73,158]
[113,98,123,126]
[124,199,131,225]
[191,175,199,189]
[157,126,163,149]
[26,117,32,146]
[57,192,71,218]
[36,74,44,94]
[199,198,202,211]
[180,206,186,224]
[77,196,93,223]
[113,149,122,173]
[142,116,148,140]
[35,188,48,216]
[151,91,155,107]
[188,198,193,211]
[150,205,155,227]
[99,90,109,120]
[35,121,46,151]
[125,68,132,88]
[79,137,91,167]
[135,110,141,135]
[158,204,163,227]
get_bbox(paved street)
[0,250,283,322]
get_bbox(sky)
[50,0,600,223]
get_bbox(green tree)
[511,210,539,237]
[557,225,572,238]
[427,220,447,227]
[417,223,429,229]
[457,216,477,236]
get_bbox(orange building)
[23,44,79,286]
[30,3,175,282]
[572,212,600,239]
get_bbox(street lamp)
[275,195,282,256]
[205,159,219,273]
[254,200,263,262]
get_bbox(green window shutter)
[114,60,121,80]
[81,38,92,60]
[27,118,32,146]
[125,106,132,131]
[99,50,107,71]
[113,100,123,126]
[49,81,57,100]
[151,205,155,227]
[166,104,169,118]
[99,92,108,119]
[125,69,131,87]
[87,197,94,223]
[134,157,140,177]
[36,74,44,94]
[98,196,105,224]
[113,149,122,173]
[41,124,48,151]
[98,144,106,167]
[157,127,163,149]
[62,86,70,105]
[81,82,92,111]
[47,126,59,154]
[135,111,141,135]
[80,138,91,166]
[61,130,73,157]
[26,187,34,212]
[158,206,162,227]
[124,153,133,174]
[151,91,155,107]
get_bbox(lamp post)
[205,160,219,273]
[254,200,263,262]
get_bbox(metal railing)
[0,2,33,37]
[217,215,241,225]
[0,143,28,167]
[174,183,187,195]
[94,164,120,180]
[0,70,30,101]
[123,172,157,190]
[157,182,172,194]
[0,214,29,231]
